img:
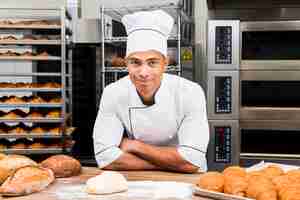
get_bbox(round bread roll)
[196,171,224,192]
[85,171,128,195]
[40,155,81,178]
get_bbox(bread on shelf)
[0,20,13,25]
[48,97,62,104]
[21,34,37,40]
[1,35,18,40]
[111,56,126,67]
[42,82,61,88]
[8,127,27,135]
[10,142,27,149]
[49,127,61,135]
[26,111,43,119]
[36,51,49,57]
[45,110,60,118]
[3,96,25,104]
[20,51,36,57]
[28,142,46,149]
[30,127,44,135]
[0,50,20,56]
[0,111,21,119]
[29,96,45,104]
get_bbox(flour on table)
[52,181,193,200]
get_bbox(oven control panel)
[215,26,232,64]
[215,126,231,163]
[215,76,232,113]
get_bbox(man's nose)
[138,65,150,78]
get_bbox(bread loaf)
[0,155,37,184]
[40,155,81,178]
[0,166,54,196]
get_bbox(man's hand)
[120,138,140,153]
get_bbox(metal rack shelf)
[0,7,74,156]
[103,65,181,73]
[0,40,61,45]
[0,24,61,30]
[0,103,63,108]
[0,118,64,123]
[0,148,68,155]
[0,88,61,92]
[0,134,66,139]
[0,72,63,77]
[103,4,193,23]
[0,56,61,61]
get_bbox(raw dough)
[85,171,128,195]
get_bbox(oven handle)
[240,153,300,159]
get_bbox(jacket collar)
[128,74,167,108]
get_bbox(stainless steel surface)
[209,8,300,21]
[0,134,65,139]
[207,120,239,171]
[240,153,300,159]
[208,20,239,70]
[241,20,300,31]
[104,66,181,73]
[240,70,300,80]
[73,19,101,43]
[207,71,239,119]
[241,60,300,71]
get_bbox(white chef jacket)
[93,73,209,171]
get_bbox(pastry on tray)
[21,34,37,40]
[28,142,46,149]
[0,20,13,25]
[48,97,62,104]
[111,56,126,67]
[1,112,21,119]
[29,96,45,104]
[20,51,36,57]
[30,127,44,135]
[49,127,61,135]
[30,83,43,88]
[42,82,61,88]
[8,127,27,135]
[4,96,25,104]
[26,111,43,119]
[0,144,6,149]
[45,110,60,118]
[36,51,49,57]
[10,142,26,149]
[1,35,18,40]
[1,50,20,56]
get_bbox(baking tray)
[0,103,63,108]
[0,40,61,45]
[0,56,61,61]
[0,88,61,92]
[0,148,64,154]
[0,24,60,29]
[193,186,254,200]
[0,118,64,123]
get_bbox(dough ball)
[85,171,128,195]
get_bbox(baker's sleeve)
[177,84,209,172]
[93,87,124,168]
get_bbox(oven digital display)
[215,126,231,163]
[215,26,232,64]
[215,76,232,113]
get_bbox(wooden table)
[4,167,211,200]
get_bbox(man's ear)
[165,55,170,66]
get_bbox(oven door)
[240,70,300,120]
[241,21,300,70]
[240,120,300,167]
[207,120,239,171]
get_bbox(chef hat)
[122,10,174,58]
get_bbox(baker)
[93,10,209,173]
